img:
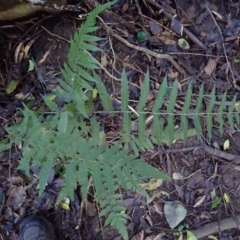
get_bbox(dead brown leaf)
[193,195,206,208]
[204,58,217,76]
[131,230,144,240]
[83,201,97,217]
[7,186,26,210]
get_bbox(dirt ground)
[1,0,240,239]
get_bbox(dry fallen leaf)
[153,202,163,216]
[193,195,206,208]
[7,186,26,210]
[204,58,217,76]
[139,178,163,191]
[83,201,97,217]
[131,230,144,240]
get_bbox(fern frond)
[228,95,236,129]
[3,2,240,240]
[206,86,216,139]
[55,0,117,117]
[181,82,192,143]
[121,69,131,142]
[194,85,204,138]
[217,91,227,136]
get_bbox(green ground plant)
[0,1,239,239]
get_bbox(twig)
[103,25,184,74]
[190,214,240,239]
[207,7,236,87]
[83,0,139,33]
[146,0,207,50]
[166,137,240,166]
[165,145,202,153]
[163,11,207,50]
[199,137,240,163]
[40,25,70,43]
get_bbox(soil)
[1,0,240,239]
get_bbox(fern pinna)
[0,0,239,239]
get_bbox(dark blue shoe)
[19,215,56,240]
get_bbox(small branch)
[21,0,85,12]
[207,7,236,87]
[146,0,207,50]
[199,137,240,163]
[83,0,139,33]
[190,215,240,239]
[166,137,240,165]
[103,25,184,74]
[163,11,207,50]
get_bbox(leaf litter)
[0,0,240,239]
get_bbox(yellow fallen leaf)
[27,60,34,72]
[178,234,183,240]
[234,102,240,111]
[61,202,70,210]
[208,235,218,240]
[223,139,230,150]
[5,80,19,94]
[140,178,163,191]
[92,89,98,99]
[147,190,169,204]
[223,193,231,203]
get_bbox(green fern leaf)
[121,69,131,142]
[102,164,115,193]
[62,161,77,201]
[152,115,163,145]
[43,95,60,112]
[129,138,139,156]
[92,162,104,195]
[38,153,56,195]
[77,161,89,201]
[228,95,236,129]
[18,144,37,176]
[94,72,113,112]
[234,96,239,124]
[166,80,178,144]
[90,117,100,140]
[57,112,68,133]
[135,70,150,147]
[181,83,192,143]
[0,139,11,152]
[217,91,227,136]
[135,161,171,180]
[151,75,167,145]
[81,34,103,42]
[206,86,216,139]
[76,66,98,82]
[194,85,204,138]
[137,69,150,112]
[138,113,146,148]
[152,75,167,112]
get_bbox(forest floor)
[1,0,240,239]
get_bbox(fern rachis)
[1,1,240,239]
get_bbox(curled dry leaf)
[153,202,163,216]
[193,195,206,208]
[7,186,26,210]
